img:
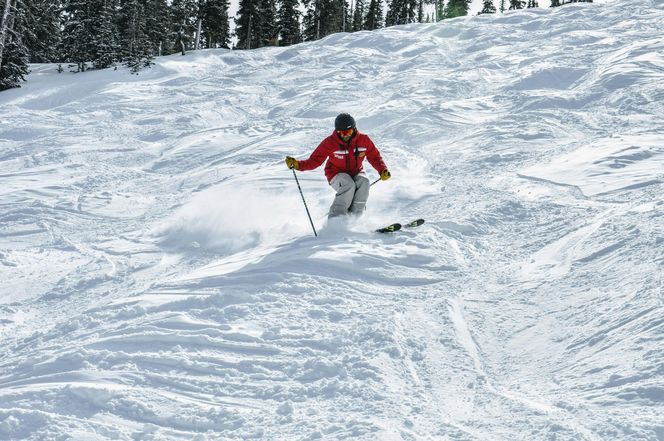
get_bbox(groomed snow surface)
[1,1,663,440]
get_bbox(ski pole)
[370,178,381,187]
[291,167,318,237]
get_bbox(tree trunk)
[0,0,15,68]
[342,1,346,32]
[195,18,202,50]
[246,15,251,49]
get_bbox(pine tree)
[320,0,345,36]
[0,0,29,90]
[200,0,230,48]
[0,0,15,66]
[526,0,538,7]
[257,0,278,46]
[344,0,352,31]
[0,34,28,90]
[235,0,259,47]
[24,0,62,63]
[479,0,496,13]
[351,0,364,31]
[301,0,318,41]
[550,0,561,6]
[442,0,470,19]
[278,0,301,44]
[302,0,345,41]
[364,0,383,30]
[61,0,93,71]
[118,0,155,72]
[61,0,120,71]
[143,0,170,55]
[499,0,506,12]
[90,0,118,69]
[235,0,278,48]
[386,0,416,26]
[509,0,524,9]
[170,0,197,53]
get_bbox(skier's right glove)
[380,169,391,181]
[285,156,299,170]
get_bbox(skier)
[285,113,391,218]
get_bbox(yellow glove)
[285,156,299,170]
[380,169,391,181]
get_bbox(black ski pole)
[291,167,317,237]
[370,178,381,187]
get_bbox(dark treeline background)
[0,0,592,90]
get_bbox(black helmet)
[335,113,356,131]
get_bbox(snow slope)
[1,1,663,440]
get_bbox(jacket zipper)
[344,141,351,171]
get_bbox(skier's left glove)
[285,156,299,170]
[380,169,391,181]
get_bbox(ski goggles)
[337,128,354,137]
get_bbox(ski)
[404,218,425,228]
[376,223,401,233]
[376,219,424,233]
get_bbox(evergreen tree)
[235,0,277,48]
[320,0,345,36]
[60,0,120,71]
[302,0,345,41]
[344,0,352,31]
[386,0,416,26]
[550,0,561,6]
[24,0,62,63]
[499,0,506,12]
[509,0,524,9]
[442,0,469,19]
[0,0,15,66]
[118,0,154,72]
[144,0,171,55]
[301,0,318,40]
[364,0,383,30]
[200,0,230,48]
[90,0,118,69]
[235,0,259,47]
[0,34,28,90]
[277,0,301,44]
[526,0,538,7]
[61,0,94,71]
[257,0,278,46]
[0,0,29,90]
[351,0,364,31]
[479,0,496,13]
[170,0,197,53]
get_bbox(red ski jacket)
[298,131,388,183]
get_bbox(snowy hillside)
[1,1,663,440]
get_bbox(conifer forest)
[0,0,592,90]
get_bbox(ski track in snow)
[1,1,664,440]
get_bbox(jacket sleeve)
[298,139,330,171]
[364,136,387,173]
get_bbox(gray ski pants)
[328,172,370,218]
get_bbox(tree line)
[0,0,592,91]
